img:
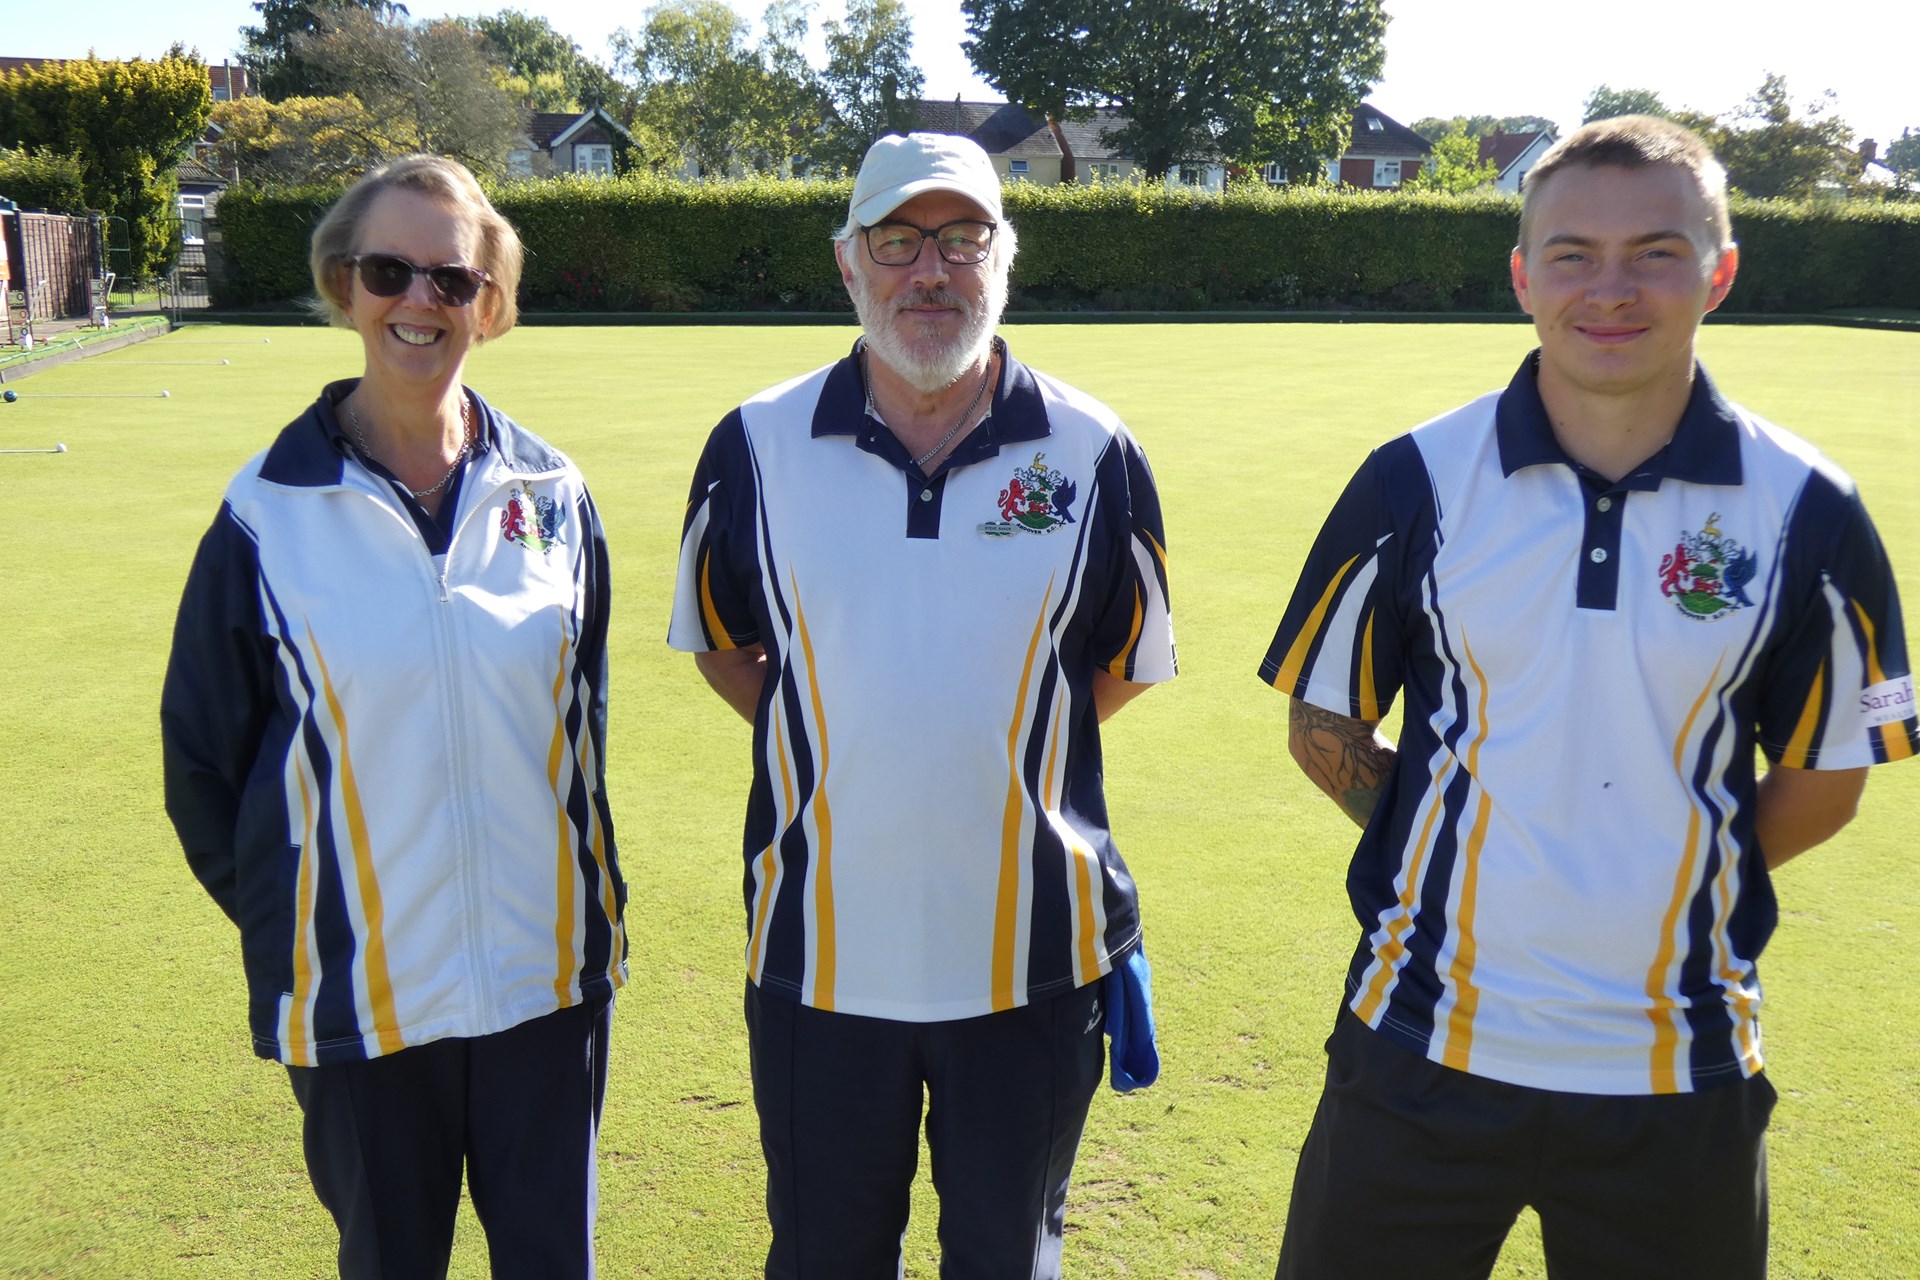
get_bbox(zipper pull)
[438,568,451,603]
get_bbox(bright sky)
[9,0,1915,151]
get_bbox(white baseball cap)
[849,133,1004,227]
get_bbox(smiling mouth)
[391,324,442,346]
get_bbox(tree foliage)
[819,0,923,171]
[964,0,1385,181]
[1887,128,1920,181]
[1412,114,1556,143]
[467,9,621,111]
[0,53,212,275]
[292,8,526,177]
[1714,73,1851,200]
[239,0,406,101]
[1403,125,1498,194]
[0,147,88,212]
[614,0,826,177]
[208,94,389,182]
[1581,85,1672,124]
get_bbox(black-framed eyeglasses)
[349,253,492,307]
[861,220,997,267]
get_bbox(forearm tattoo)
[1289,697,1395,828]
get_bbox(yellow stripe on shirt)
[287,762,319,1066]
[1643,658,1724,1094]
[747,699,795,982]
[1854,600,1915,762]
[994,580,1055,1011]
[1269,553,1360,693]
[792,579,836,1009]
[548,635,578,1006]
[309,632,405,1057]
[1439,634,1494,1074]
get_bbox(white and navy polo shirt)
[670,342,1176,1022]
[1262,353,1917,1096]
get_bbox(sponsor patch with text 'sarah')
[1657,512,1757,621]
[980,451,1077,538]
[500,481,565,555]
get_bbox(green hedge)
[211,175,1920,315]
[0,147,88,213]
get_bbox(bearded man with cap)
[668,132,1176,1279]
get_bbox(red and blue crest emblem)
[1658,512,1756,621]
[980,451,1078,538]
[500,481,565,555]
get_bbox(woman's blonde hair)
[308,154,524,336]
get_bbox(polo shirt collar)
[1495,349,1743,490]
[811,337,1052,448]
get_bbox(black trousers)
[745,980,1106,1280]
[286,998,612,1280]
[1276,1010,1775,1280]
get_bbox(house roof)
[176,156,229,188]
[1478,130,1554,178]
[549,107,635,149]
[527,112,582,148]
[913,100,1128,162]
[1343,103,1431,159]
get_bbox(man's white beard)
[849,258,1007,394]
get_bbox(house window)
[1366,116,1384,132]
[575,144,613,176]
[507,150,533,179]
[1086,162,1120,181]
[1325,158,1343,185]
[1008,159,1029,180]
[1261,161,1287,185]
[1177,164,1204,187]
[1373,159,1401,187]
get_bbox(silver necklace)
[862,338,999,471]
[348,391,472,501]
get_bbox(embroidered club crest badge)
[1658,512,1756,621]
[980,451,1078,537]
[500,481,565,555]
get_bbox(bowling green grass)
[1,320,1914,1280]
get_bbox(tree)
[0,53,212,275]
[1403,125,1497,194]
[0,147,88,212]
[964,0,1386,182]
[1887,128,1920,182]
[1714,73,1851,200]
[208,94,390,182]
[614,0,819,177]
[1581,85,1670,124]
[294,8,527,176]
[820,0,924,171]
[1411,114,1556,144]
[468,10,621,111]
[239,0,406,101]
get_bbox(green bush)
[211,175,1920,314]
[0,147,87,213]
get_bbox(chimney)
[1859,138,1878,166]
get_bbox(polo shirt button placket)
[1589,547,1608,564]
[920,488,933,502]
[1596,496,1613,512]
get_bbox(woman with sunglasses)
[161,154,625,1279]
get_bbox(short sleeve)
[1259,439,1425,721]
[1758,476,1917,768]
[1088,429,1176,684]
[668,411,762,653]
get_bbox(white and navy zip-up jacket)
[1263,355,1916,1096]
[162,383,625,1067]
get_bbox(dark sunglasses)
[349,253,491,307]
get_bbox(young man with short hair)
[1261,115,1916,1278]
